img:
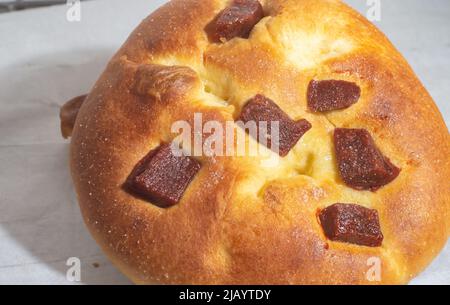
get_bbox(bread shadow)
[0,49,132,285]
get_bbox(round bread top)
[67,0,450,284]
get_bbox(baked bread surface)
[68,0,450,284]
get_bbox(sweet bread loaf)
[60,0,450,284]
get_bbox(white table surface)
[0,0,448,285]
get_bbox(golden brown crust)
[67,0,450,284]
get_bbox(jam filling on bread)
[125,143,201,208]
[205,0,264,43]
[319,203,383,247]
[307,80,361,112]
[334,128,400,191]
[60,94,87,139]
[237,94,312,157]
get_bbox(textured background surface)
[0,0,448,284]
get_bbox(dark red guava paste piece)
[205,0,264,43]
[237,94,312,157]
[307,80,361,112]
[319,203,383,247]
[126,143,201,208]
[334,128,400,191]
[60,94,87,139]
